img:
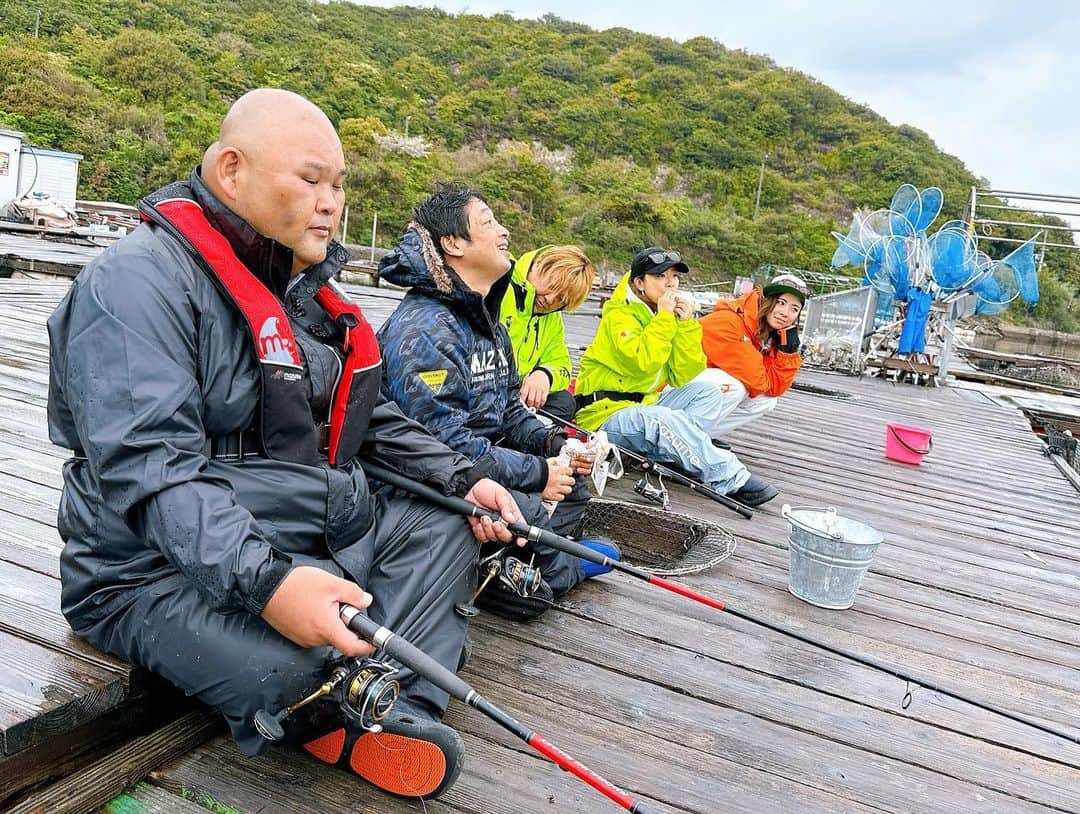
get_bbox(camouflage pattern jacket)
[378,227,565,493]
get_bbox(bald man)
[47,89,520,800]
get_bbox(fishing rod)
[362,460,1080,748]
[534,406,753,519]
[259,606,661,813]
[363,460,728,614]
[343,607,661,813]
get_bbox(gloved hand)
[776,326,800,353]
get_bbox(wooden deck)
[1,278,1078,813]
[0,232,107,278]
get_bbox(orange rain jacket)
[699,288,802,398]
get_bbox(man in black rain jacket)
[46,89,521,800]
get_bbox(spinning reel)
[634,471,671,510]
[456,548,544,617]
[498,553,543,596]
[254,658,400,742]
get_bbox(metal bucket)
[782,505,883,610]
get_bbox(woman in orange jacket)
[697,273,807,437]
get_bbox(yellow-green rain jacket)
[499,246,574,393]
[575,272,705,430]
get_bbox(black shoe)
[474,577,555,621]
[730,474,778,507]
[711,437,732,450]
[302,701,464,799]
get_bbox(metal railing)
[969,187,1080,256]
[753,264,863,296]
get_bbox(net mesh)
[973,260,1021,308]
[577,498,737,576]
[831,185,1036,321]
[927,228,978,291]
[1003,236,1039,305]
[915,187,943,232]
[889,183,920,234]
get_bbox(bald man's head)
[202,89,346,275]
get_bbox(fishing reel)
[476,547,543,598]
[457,549,544,617]
[254,658,400,742]
[500,554,543,596]
[634,472,670,510]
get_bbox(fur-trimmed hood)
[378,224,511,338]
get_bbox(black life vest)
[139,187,381,466]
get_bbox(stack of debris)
[1,192,77,229]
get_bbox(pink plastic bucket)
[885,423,933,465]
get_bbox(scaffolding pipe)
[974,218,1079,233]
[980,189,1080,205]
[976,202,1080,219]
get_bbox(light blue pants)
[601,380,751,494]
[692,368,778,437]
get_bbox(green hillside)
[2,1,1077,329]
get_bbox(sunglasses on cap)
[646,250,682,265]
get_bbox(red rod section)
[528,734,638,810]
[650,575,726,611]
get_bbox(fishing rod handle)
[514,522,653,580]
[339,605,472,703]
[361,460,654,579]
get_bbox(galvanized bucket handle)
[887,425,933,456]
[781,504,845,541]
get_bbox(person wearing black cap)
[698,272,808,436]
[574,247,778,508]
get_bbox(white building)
[0,129,82,209]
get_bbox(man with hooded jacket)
[377,186,619,618]
[46,89,522,801]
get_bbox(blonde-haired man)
[501,245,595,423]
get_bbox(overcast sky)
[356,0,1080,225]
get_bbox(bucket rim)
[884,421,932,434]
[781,504,883,545]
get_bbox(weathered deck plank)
[0,278,1076,814]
